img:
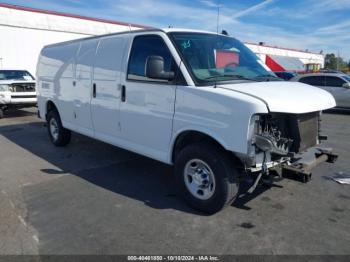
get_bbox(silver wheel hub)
[49,118,59,141]
[184,159,216,200]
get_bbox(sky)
[3,0,350,60]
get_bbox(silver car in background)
[291,73,350,108]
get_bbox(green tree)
[325,53,337,69]
[324,53,347,70]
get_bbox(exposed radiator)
[262,112,319,154]
[288,112,319,153]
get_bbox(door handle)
[121,85,126,102]
[93,83,96,98]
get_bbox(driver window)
[127,35,174,83]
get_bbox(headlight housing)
[247,114,261,158]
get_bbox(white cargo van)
[37,28,337,213]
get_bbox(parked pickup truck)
[0,69,37,118]
[36,28,337,214]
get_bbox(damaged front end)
[247,112,337,186]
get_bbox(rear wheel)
[175,142,240,214]
[47,110,71,146]
[0,108,3,119]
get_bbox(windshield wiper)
[204,74,257,81]
[254,74,283,81]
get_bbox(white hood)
[219,81,336,114]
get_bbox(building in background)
[0,3,324,76]
[0,3,145,75]
[246,42,324,72]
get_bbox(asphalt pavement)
[0,108,349,255]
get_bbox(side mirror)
[342,82,350,89]
[146,56,175,81]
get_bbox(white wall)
[0,5,142,76]
[245,43,325,68]
[0,25,89,75]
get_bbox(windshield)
[0,70,35,81]
[169,32,276,85]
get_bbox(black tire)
[175,142,240,214]
[0,108,3,119]
[47,110,71,147]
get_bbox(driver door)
[119,34,177,162]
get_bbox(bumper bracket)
[281,147,338,183]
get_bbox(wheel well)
[172,131,242,166]
[46,101,58,119]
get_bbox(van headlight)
[0,84,12,92]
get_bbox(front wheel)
[47,110,71,147]
[175,143,240,214]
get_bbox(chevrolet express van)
[37,28,337,214]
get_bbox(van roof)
[162,28,218,35]
[42,28,226,49]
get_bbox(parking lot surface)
[0,108,349,255]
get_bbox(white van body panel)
[91,34,129,142]
[170,85,268,162]
[75,39,98,137]
[37,29,336,166]
[36,42,80,128]
[57,42,80,127]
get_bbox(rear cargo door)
[91,35,128,141]
[53,42,80,127]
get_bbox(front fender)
[171,86,268,163]
[168,127,230,163]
